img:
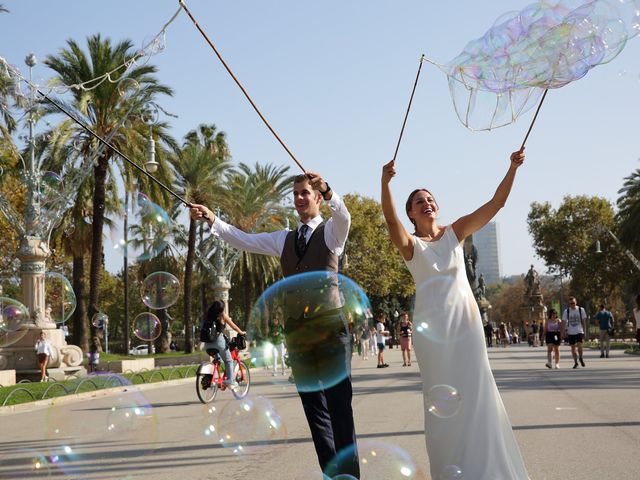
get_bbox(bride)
[380,148,529,479]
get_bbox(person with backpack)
[200,300,246,388]
[562,296,588,368]
[595,304,614,358]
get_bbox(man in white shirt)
[562,296,588,369]
[190,172,359,478]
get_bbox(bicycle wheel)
[196,362,219,404]
[232,360,251,399]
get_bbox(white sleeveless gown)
[404,227,529,479]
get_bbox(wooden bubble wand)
[179,0,307,173]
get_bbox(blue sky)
[2,0,639,277]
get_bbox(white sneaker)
[554,363,560,369]
[272,372,277,376]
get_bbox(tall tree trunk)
[199,224,207,325]
[71,254,88,351]
[88,155,108,350]
[183,218,197,353]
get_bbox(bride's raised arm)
[381,159,414,261]
[452,148,525,242]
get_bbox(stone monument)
[521,265,545,337]
[464,235,492,324]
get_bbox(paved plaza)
[1,344,639,479]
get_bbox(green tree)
[44,34,174,351]
[527,195,628,311]
[616,164,640,256]
[342,194,414,300]
[174,124,231,352]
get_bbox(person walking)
[269,317,287,376]
[359,325,370,360]
[381,148,529,478]
[34,330,53,382]
[595,304,614,358]
[369,325,378,357]
[563,296,588,369]
[190,172,359,478]
[483,322,493,347]
[375,314,390,368]
[399,312,413,366]
[544,309,563,369]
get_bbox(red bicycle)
[196,338,251,404]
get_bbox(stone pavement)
[1,343,639,479]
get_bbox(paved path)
[1,344,639,479]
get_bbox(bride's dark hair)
[405,188,437,230]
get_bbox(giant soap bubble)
[44,272,76,324]
[248,271,372,392]
[141,272,180,310]
[111,193,174,262]
[0,297,30,348]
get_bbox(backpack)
[199,317,221,343]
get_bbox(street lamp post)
[594,227,640,335]
[123,125,158,355]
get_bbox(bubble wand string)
[178,0,307,174]
[36,89,193,209]
[519,88,548,150]
[392,54,425,162]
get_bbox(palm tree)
[36,118,124,350]
[617,165,640,255]
[44,34,174,350]
[220,162,294,326]
[173,124,231,352]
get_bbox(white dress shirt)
[210,192,350,257]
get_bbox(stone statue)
[477,273,486,299]
[524,265,541,296]
[463,236,478,290]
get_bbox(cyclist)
[200,300,246,389]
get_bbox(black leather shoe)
[579,358,585,367]
[573,362,579,369]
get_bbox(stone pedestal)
[0,234,85,381]
[521,294,546,340]
[0,327,85,380]
[0,369,16,387]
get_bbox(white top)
[562,306,587,335]
[634,307,640,330]
[375,322,387,344]
[209,193,350,257]
[35,339,53,356]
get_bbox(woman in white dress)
[380,149,529,479]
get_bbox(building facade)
[474,221,502,285]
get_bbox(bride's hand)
[382,159,396,184]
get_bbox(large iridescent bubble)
[434,0,640,130]
[248,272,372,393]
[141,271,180,310]
[0,297,30,348]
[44,272,76,324]
[326,441,427,479]
[111,193,175,262]
[133,312,162,342]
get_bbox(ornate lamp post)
[0,54,85,378]
[122,126,159,355]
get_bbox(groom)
[190,171,359,478]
